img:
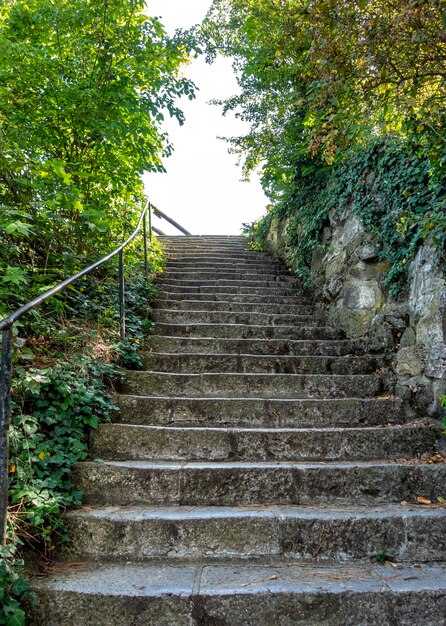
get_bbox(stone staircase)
[31,236,446,625]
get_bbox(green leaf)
[1,267,28,286]
[6,609,26,626]
[11,578,29,597]
[2,222,33,237]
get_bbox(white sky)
[143,0,268,235]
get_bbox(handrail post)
[0,326,13,544]
[148,202,153,242]
[119,250,126,340]
[143,211,148,279]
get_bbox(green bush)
[9,358,121,548]
[0,544,28,626]
[0,251,163,620]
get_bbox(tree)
[0,0,196,279]
[203,0,446,189]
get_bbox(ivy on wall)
[252,138,446,294]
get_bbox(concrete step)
[74,460,446,507]
[64,503,446,564]
[156,291,313,305]
[153,299,318,315]
[91,423,438,462]
[122,372,383,399]
[114,395,404,428]
[141,353,382,375]
[152,309,325,326]
[153,323,343,341]
[30,560,446,626]
[147,336,360,355]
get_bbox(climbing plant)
[251,138,446,291]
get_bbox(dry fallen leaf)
[417,496,432,505]
[430,453,445,464]
[437,497,446,505]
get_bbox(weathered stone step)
[160,237,247,244]
[92,423,437,462]
[123,372,382,399]
[157,284,300,297]
[153,299,318,315]
[141,352,381,375]
[164,270,294,281]
[64,503,446,564]
[158,278,299,290]
[159,239,251,244]
[152,309,324,326]
[160,238,247,244]
[162,238,249,243]
[156,291,312,305]
[159,235,252,245]
[162,248,265,256]
[162,248,252,256]
[166,257,285,268]
[114,396,404,428]
[157,235,248,243]
[148,336,360,355]
[153,323,342,341]
[74,460,446,507]
[160,237,246,242]
[165,263,289,275]
[165,253,284,262]
[30,560,446,626]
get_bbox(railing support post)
[119,250,126,340]
[148,202,153,242]
[143,212,148,278]
[0,326,13,545]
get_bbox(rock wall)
[265,209,446,417]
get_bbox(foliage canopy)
[203,0,446,287]
[204,0,446,183]
[0,0,196,292]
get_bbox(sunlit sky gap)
[143,0,268,235]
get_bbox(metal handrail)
[152,206,191,236]
[0,199,191,543]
